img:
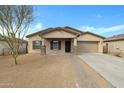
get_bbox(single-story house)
[104,34,124,57]
[26,26,105,55]
[0,36,28,56]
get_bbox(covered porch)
[39,28,79,55]
[41,38,78,55]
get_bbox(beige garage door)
[77,41,98,53]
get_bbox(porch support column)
[40,37,46,55]
[73,38,77,55]
[42,38,45,46]
[74,38,77,46]
[98,40,103,53]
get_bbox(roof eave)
[81,31,105,39]
[104,38,124,42]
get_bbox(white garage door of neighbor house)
[77,41,98,53]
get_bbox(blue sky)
[29,5,124,37]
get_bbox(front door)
[65,41,71,52]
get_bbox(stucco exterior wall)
[0,41,9,55]
[27,30,76,54]
[45,39,74,55]
[27,31,104,54]
[42,30,76,38]
[77,33,103,41]
[77,33,104,53]
[104,40,124,57]
[27,35,42,53]
[98,40,104,53]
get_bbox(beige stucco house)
[26,26,105,55]
[104,34,124,57]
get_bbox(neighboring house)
[0,36,9,55]
[0,36,28,56]
[104,34,124,57]
[26,26,105,55]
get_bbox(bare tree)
[0,5,33,65]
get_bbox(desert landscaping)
[0,53,112,88]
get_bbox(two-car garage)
[76,32,105,53]
[77,41,98,53]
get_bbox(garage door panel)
[77,41,98,53]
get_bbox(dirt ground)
[0,53,112,88]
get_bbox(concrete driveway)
[79,53,124,88]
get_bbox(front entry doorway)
[65,41,71,52]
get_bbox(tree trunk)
[13,56,18,65]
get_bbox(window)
[50,40,61,50]
[33,40,42,49]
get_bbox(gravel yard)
[0,53,112,88]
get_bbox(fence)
[0,48,28,56]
